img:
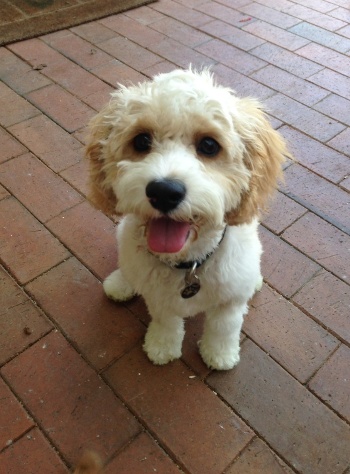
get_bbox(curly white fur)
[86,69,288,370]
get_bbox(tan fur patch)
[225,98,290,225]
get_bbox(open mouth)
[146,217,192,254]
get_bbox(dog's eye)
[197,137,220,157]
[133,133,152,152]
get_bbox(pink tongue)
[147,218,191,253]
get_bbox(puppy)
[86,69,288,370]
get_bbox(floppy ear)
[85,107,118,216]
[225,98,290,226]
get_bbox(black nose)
[146,179,186,213]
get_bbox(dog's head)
[86,69,288,257]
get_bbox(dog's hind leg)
[103,269,135,301]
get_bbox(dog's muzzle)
[146,178,186,213]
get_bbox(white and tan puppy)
[86,69,288,370]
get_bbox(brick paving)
[0,1,349,472]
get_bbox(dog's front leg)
[199,302,247,370]
[103,269,135,301]
[143,312,185,365]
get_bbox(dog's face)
[87,69,287,259]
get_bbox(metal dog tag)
[181,263,201,299]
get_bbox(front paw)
[143,323,183,365]
[103,269,135,302]
[199,341,240,370]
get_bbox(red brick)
[7,36,110,109]
[308,68,350,99]
[314,93,350,126]
[330,6,350,22]
[197,39,266,75]
[211,63,274,100]
[328,128,350,156]
[98,36,162,71]
[296,42,350,76]
[243,20,309,50]
[260,226,321,298]
[239,2,300,28]
[238,0,290,12]
[206,0,250,6]
[105,346,253,474]
[152,0,212,27]
[100,14,166,47]
[7,37,66,69]
[1,331,141,465]
[0,184,9,200]
[182,313,211,378]
[245,284,338,383]
[143,60,179,78]
[125,5,165,25]
[0,48,51,94]
[207,339,350,474]
[293,269,350,344]
[340,175,350,192]
[261,191,306,235]
[72,126,89,145]
[288,0,337,14]
[70,21,117,43]
[0,153,83,223]
[91,60,146,88]
[309,345,350,422]
[105,432,180,474]
[251,65,329,106]
[305,11,347,31]
[46,201,117,280]
[0,127,27,164]
[197,1,255,27]
[283,164,350,233]
[280,126,350,183]
[148,37,215,70]
[0,82,40,128]
[0,378,34,451]
[37,57,114,111]
[60,158,90,197]
[42,31,112,70]
[226,437,293,474]
[265,93,345,142]
[152,16,211,47]
[251,42,323,78]
[0,266,52,365]
[290,22,350,53]
[26,258,145,370]
[26,84,95,133]
[8,115,82,172]
[0,428,69,474]
[200,20,265,50]
[282,213,350,283]
[338,24,350,38]
[0,197,70,284]
[124,295,150,326]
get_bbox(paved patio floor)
[0,0,350,472]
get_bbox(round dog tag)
[181,280,201,298]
